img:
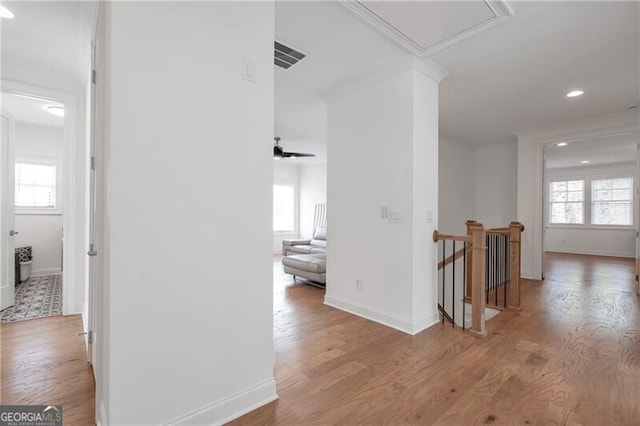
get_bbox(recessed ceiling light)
[557,142,568,147]
[581,160,590,164]
[47,106,64,117]
[566,90,584,98]
[0,6,14,19]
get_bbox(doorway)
[541,132,639,284]
[0,82,80,323]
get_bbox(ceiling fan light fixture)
[273,136,315,159]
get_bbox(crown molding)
[339,0,513,58]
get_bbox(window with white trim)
[549,180,584,224]
[15,162,57,209]
[591,177,633,225]
[273,183,295,232]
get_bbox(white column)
[326,61,446,334]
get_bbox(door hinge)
[92,70,96,84]
[91,156,95,171]
[87,243,98,257]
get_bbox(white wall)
[105,2,275,424]
[544,161,636,258]
[299,163,327,239]
[273,161,299,252]
[517,111,639,279]
[438,139,475,234]
[474,141,518,228]
[326,67,440,335]
[14,123,64,275]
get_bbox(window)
[549,180,584,224]
[592,178,633,225]
[15,162,57,209]
[273,184,295,232]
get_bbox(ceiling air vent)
[274,41,306,70]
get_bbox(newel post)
[508,222,524,310]
[465,220,477,300]
[469,222,487,338]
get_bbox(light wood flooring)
[0,315,95,425]
[232,253,640,425]
[1,254,638,425]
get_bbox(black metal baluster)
[495,235,498,307]
[452,241,456,327]
[503,235,508,308]
[442,240,445,325]
[485,235,490,304]
[463,243,466,331]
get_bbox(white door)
[0,113,16,310]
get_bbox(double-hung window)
[15,161,57,210]
[548,176,634,227]
[549,180,584,224]
[591,178,633,225]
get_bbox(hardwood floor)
[0,315,95,425]
[231,253,640,425]
[1,254,637,425]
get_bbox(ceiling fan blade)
[282,151,316,158]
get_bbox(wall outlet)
[356,279,364,291]
[426,211,433,223]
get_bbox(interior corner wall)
[474,142,518,228]
[326,68,439,335]
[105,2,276,424]
[438,140,475,234]
[299,163,327,238]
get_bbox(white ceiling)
[2,1,636,156]
[0,1,94,87]
[2,93,64,129]
[276,1,639,148]
[545,133,638,169]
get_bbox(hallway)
[233,253,640,424]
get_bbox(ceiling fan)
[273,137,315,159]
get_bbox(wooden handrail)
[432,230,471,243]
[437,246,467,270]
[434,219,523,337]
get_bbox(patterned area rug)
[0,275,62,324]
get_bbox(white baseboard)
[324,294,437,335]
[521,270,538,280]
[545,248,635,258]
[164,378,277,425]
[32,268,62,277]
[97,401,107,426]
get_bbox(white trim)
[338,0,512,57]
[324,294,434,335]
[163,379,277,426]
[326,57,449,102]
[546,249,635,259]
[1,79,81,316]
[97,401,107,426]
[31,269,62,277]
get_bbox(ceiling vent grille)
[274,41,306,69]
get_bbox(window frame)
[548,179,585,225]
[14,157,62,215]
[546,172,636,230]
[272,179,298,235]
